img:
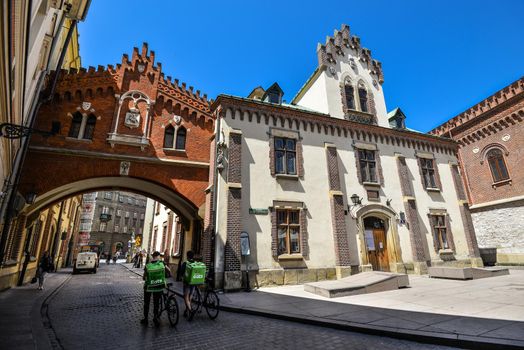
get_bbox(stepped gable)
[48,42,212,118]
[430,77,524,137]
[316,24,384,84]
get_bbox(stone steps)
[428,266,510,280]
[304,271,409,298]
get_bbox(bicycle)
[187,277,220,321]
[157,282,179,327]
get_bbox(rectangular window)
[123,226,127,233]
[125,211,129,218]
[119,195,124,203]
[276,209,301,255]
[155,202,160,215]
[358,149,377,183]
[104,192,112,200]
[421,158,437,188]
[114,225,119,233]
[100,222,107,232]
[274,137,296,175]
[133,212,137,218]
[140,213,144,220]
[431,215,448,250]
[102,206,109,214]
[128,197,132,204]
[116,209,121,217]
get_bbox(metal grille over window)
[358,149,377,183]
[421,158,437,188]
[275,137,297,175]
[277,209,301,255]
[487,149,510,182]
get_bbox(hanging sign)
[249,208,269,215]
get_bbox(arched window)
[175,127,186,150]
[83,114,96,140]
[164,125,174,148]
[358,84,368,113]
[345,83,355,110]
[487,148,509,182]
[68,112,82,138]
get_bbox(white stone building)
[209,25,482,290]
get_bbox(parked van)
[73,252,98,274]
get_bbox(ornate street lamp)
[350,193,362,206]
[0,121,60,139]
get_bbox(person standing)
[179,250,195,318]
[141,251,170,327]
[36,251,51,290]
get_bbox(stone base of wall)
[254,268,341,287]
[0,271,18,291]
[224,271,242,290]
[335,266,352,279]
[470,257,484,267]
[497,253,524,266]
[430,258,475,268]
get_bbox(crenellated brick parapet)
[316,24,384,84]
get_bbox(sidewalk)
[0,269,71,350]
[124,263,524,349]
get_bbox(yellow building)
[0,0,90,290]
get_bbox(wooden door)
[365,228,390,271]
[373,228,389,271]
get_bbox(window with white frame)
[116,209,121,217]
[104,192,112,200]
[68,111,97,140]
[99,222,107,232]
[274,137,296,175]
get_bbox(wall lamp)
[25,192,37,205]
[0,121,60,139]
[350,193,362,206]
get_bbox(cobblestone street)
[45,264,458,349]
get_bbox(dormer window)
[388,108,406,129]
[262,82,284,105]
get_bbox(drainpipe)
[0,17,78,264]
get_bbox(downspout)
[0,17,78,264]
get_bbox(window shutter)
[300,209,308,258]
[433,160,442,190]
[271,208,278,256]
[269,136,275,176]
[354,148,363,184]
[417,157,427,190]
[445,214,456,252]
[297,139,304,178]
[375,150,385,186]
[427,214,440,253]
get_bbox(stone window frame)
[163,124,187,151]
[357,80,369,113]
[270,201,308,260]
[99,222,107,232]
[353,141,384,187]
[480,144,511,185]
[340,76,357,112]
[67,111,97,140]
[114,224,119,233]
[268,128,304,179]
[416,152,442,191]
[427,209,456,254]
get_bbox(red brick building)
[430,77,524,265]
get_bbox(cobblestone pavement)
[47,264,459,350]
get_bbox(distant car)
[73,252,98,274]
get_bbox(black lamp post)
[0,121,60,139]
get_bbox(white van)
[73,252,98,274]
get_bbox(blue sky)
[78,0,523,132]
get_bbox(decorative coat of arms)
[82,102,91,111]
[173,115,181,124]
[124,108,141,128]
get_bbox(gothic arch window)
[175,127,186,150]
[83,114,96,140]
[164,125,175,148]
[358,81,369,113]
[68,112,82,138]
[486,148,510,182]
[344,78,356,110]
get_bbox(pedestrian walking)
[113,252,118,264]
[141,251,171,327]
[36,251,52,290]
[179,250,196,318]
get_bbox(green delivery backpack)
[184,261,206,285]
[145,261,166,292]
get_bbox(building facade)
[0,0,89,290]
[430,77,524,266]
[87,191,147,258]
[210,25,482,289]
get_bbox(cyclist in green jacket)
[141,251,170,327]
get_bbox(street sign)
[249,208,268,215]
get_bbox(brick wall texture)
[225,188,242,271]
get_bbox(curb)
[120,263,523,349]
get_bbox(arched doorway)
[355,204,404,273]
[363,216,389,272]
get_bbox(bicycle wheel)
[204,290,220,320]
[166,295,179,327]
[188,288,201,321]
